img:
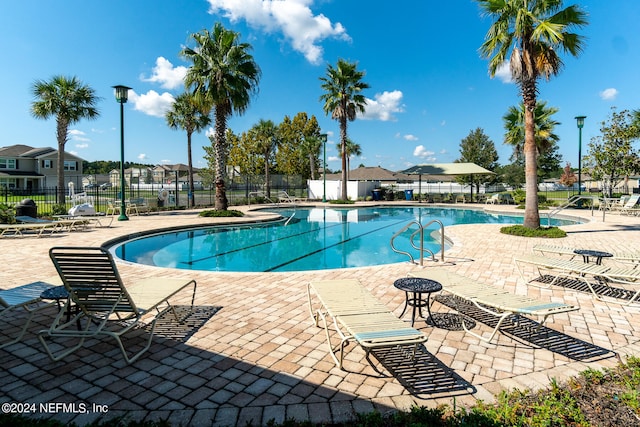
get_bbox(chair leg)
[0,301,54,349]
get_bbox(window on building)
[64,161,78,171]
[43,159,53,169]
[0,158,16,169]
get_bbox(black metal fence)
[1,174,308,217]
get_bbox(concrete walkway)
[1,203,639,426]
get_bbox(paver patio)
[1,203,639,426]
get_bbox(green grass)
[500,225,567,238]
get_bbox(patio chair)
[514,254,640,305]
[0,222,61,237]
[533,244,640,267]
[409,269,579,343]
[105,200,120,216]
[39,246,197,364]
[485,194,500,205]
[1,279,60,349]
[307,279,428,370]
[620,194,640,215]
[278,191,304,203]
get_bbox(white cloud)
[328,155,340,162]
[141,57,188,90]
[69,129,90,142]
[494,61,513,83]
[413,145,436,160]
[599,88,618,101]
[74,143,89,149]
[138,153,149,161]
[207,0,350,64]
[361,90,404,121]
[129,90,175,118]
[403,134,418,141]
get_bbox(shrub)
[0,203,15,224]
[50,204,68,216]
[500,225,567,238]
[199,209,244,218]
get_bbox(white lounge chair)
[409,269,578,343]
[620,194,640,215]
[307,279,428,370]
[39,247,197,364]
[533,244,640,267]
[515,254,640,304]
[278,191,305,203]
[1,279,60,348]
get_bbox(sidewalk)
[1,204,639,426]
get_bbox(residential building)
[0,144,84,191]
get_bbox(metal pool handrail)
[390,219,445,266]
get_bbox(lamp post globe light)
[320,133,328,202]
[113,85,131,221]
[575,115,586,196]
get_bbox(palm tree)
[31,76,100,204]
[181,23,261,210]
[344,138,362,180]
[248,119,278,199]
[165,92,211,208]
[319,59,369,200]
[478,0,587,228]
[503,101,560,161]
[301,136,323,180]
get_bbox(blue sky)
[1,1,638,173]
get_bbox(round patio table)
[40,285,72,321]
[393,277,442,326]
[574,249,613,265]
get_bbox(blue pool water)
[112,206,578,272]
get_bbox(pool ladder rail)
[390,219,446,266]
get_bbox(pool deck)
[1,202,639,426]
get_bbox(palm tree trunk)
[309,153,316,180]
[265,150,271,199]
[214,106,228,210]
[187,131,195,209]
[56,117,68,205]
[340,118,348,200]
[523,105,540,228]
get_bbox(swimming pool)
[111,206,579,272]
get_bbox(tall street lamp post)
[320,133,328,202]
[114,85,131,221]
[575,115,586,196]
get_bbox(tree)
[584,108,640,197]
[248,119,279,199]
[457,128,499,196]
[559,162,577,188]
[165,92,211,208]
[478,0,587,228]
[181,23,261,210]
[301,136,323,180]
[277,113,322,179]
[344,138,362,180]
[31,75,100,204]
[503,101,563,181]
[319,59,370,200]
[497,162,525,189]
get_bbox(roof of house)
[0,144,81,160]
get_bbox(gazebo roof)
[401,162,495,176]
